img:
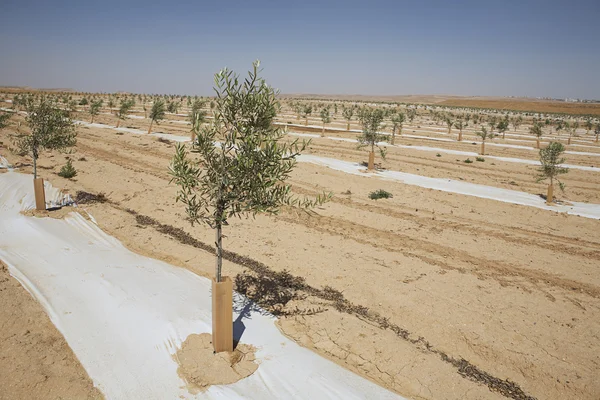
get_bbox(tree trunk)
[368,150,375,171]
[33,155,37,180]
[305,117,308,126]
[347,121,350,131]
[391,127,396,145]
[596,134,599,143]
[321,123,325,137]
[537,138,540,149]
[116,119,120,128]
[568,136,571,145]
[458,129,462,142]
[547,183,554,205]
[502,132,506,139]
[91,115,94,123]
[215,221,223,282]
[148,120,153,134]
[481,141,485,155]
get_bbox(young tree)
[595,123,600,143]
[454,118,466,141]
[510,115,523,132]
[566,121,578,145]
[167,100,179,114]
[188,99,207,141]
[445,115,454,135]
[89,99,102,123]
[148,99,166,134]
[530,122,544,149]
[319,107,331,136]
[497,118,509,139]
[116,99,134,128]
[584,119,593,134]
[169,62,329,352]
[357,108,387,170]
[300,104,312,126]
[537,142,568,204]
[406,108,417,123]
[107,98,116,114]
[342,106,354,131]
[390,112,405,145]
[12,98,76,210]
[487,115,498,136]
[476,126,496,155]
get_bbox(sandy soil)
[1,104,600,400]
[0,261,103,400]
[175,333,257,394]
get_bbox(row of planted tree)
[5,91,600,134]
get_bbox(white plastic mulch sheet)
[0,172,401,400]
[298,154,600,220]
[287,132,600,173]
[0,155,11,169]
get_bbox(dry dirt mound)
[175,333,258,394]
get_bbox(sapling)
[148,99,166,134]
[445,115,453,135]
[12,97,76,209]
[584,119,593,134]
[487,115,498,136]
[595,123,600,143]
[537,142,568,204]
[406,108,417,123]
[476,126,496,155]
[320,107,331,136]
[530,122,543,149]
[107,98,116,114]
[357,107,387,170]
[169,62,330,352]
[565,121,578,145]
[167,100,179,114]
[116,99,134,128]
[497,119,509,139]
[188,99,207,141]
[342,106,354,131]
[454,118,466,141]
[301,104,312,126]
[89,100,102,123]
[390,112,405,145]
[511,116,523,132]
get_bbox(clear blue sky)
[1,0,598,99]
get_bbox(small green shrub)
[476,157,485,162]
[436,153,442,157]
[58,159,77,178]
[464,158,473,164]
[369,189,393,200]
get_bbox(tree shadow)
[232,293,272,349]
